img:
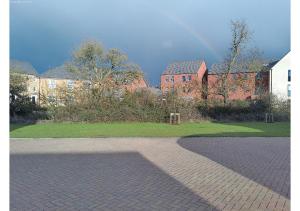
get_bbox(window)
[171,76,174,82]
[287,84,291,97]
[182,75,186,82]
[233,74,238,80]
[188,75,192,81]
[243,73,248,80]
[83,81,92,89]
[31,96,36,104]
[165,76,169,82]
[255,86,261,95]
[48,79,56,89]
[67,80,74,90]
[288,69,291,82]
[185,87,191,93]
[48,95,56,103]
[256,72,262,80]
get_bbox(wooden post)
[170,113,180,124]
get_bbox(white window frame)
[67,80,74,90]
[48,79,56,89]
[287,84,291,97]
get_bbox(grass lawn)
[10,122,290,138]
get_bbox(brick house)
[160,60,207,99]
[207,67,269,101]
[123,78,148,92]
[161,60,269,101]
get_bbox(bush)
[23,87,290,123]
[271,96,290,121]
[49,89,209,122]
[196,96,290,122]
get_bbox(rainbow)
[142,1,222,60]
[160,10,222,60]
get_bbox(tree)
[10,73,36,117]
[66,40,144,101]
[209,20,265,105]
[66,40,105,81]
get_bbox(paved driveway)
[10,137,290,211]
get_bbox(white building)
[269,52,291,100]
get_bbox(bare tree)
[209,20,266,105]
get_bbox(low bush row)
[10,89,290,123]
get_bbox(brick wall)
[207,72,269,101]
[160,62,207,99]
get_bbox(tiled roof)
[209,60,278,74]
[42,65,80,80]
[10,60,38,76]
[209,63,242,74]
[262,60,279,71]
[163,60,203,75]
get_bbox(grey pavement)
[10,137,290,211]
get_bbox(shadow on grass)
[10,115,41,132]
[9,123,37,132]
[177,136,290,198]
[11,152,218,210]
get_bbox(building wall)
[160,62,207,99]
[26,75,39,104]
[123,78,148,92]
[25,75,148,105]
[38,78,81,105]
[270,52,291,100]
[207,71,269,101]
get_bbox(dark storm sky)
[10,0,290,85]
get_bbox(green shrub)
[28,88,290,123]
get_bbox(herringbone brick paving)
[177,138,290,198]
[10,137,290,210]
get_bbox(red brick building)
[160,60,207,99]
[123,78,148,92]
[207,69,269,101]
[161,60,269,101]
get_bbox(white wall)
[270,52,291,100]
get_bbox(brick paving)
[177,137,290,199]
[10,137,290,211]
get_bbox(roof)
[42,65,80,80]
[162,60,203,75]
[209,63,250,74]
[209,60,278,75]
[10,60,38,76]
[262,60,279,71]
